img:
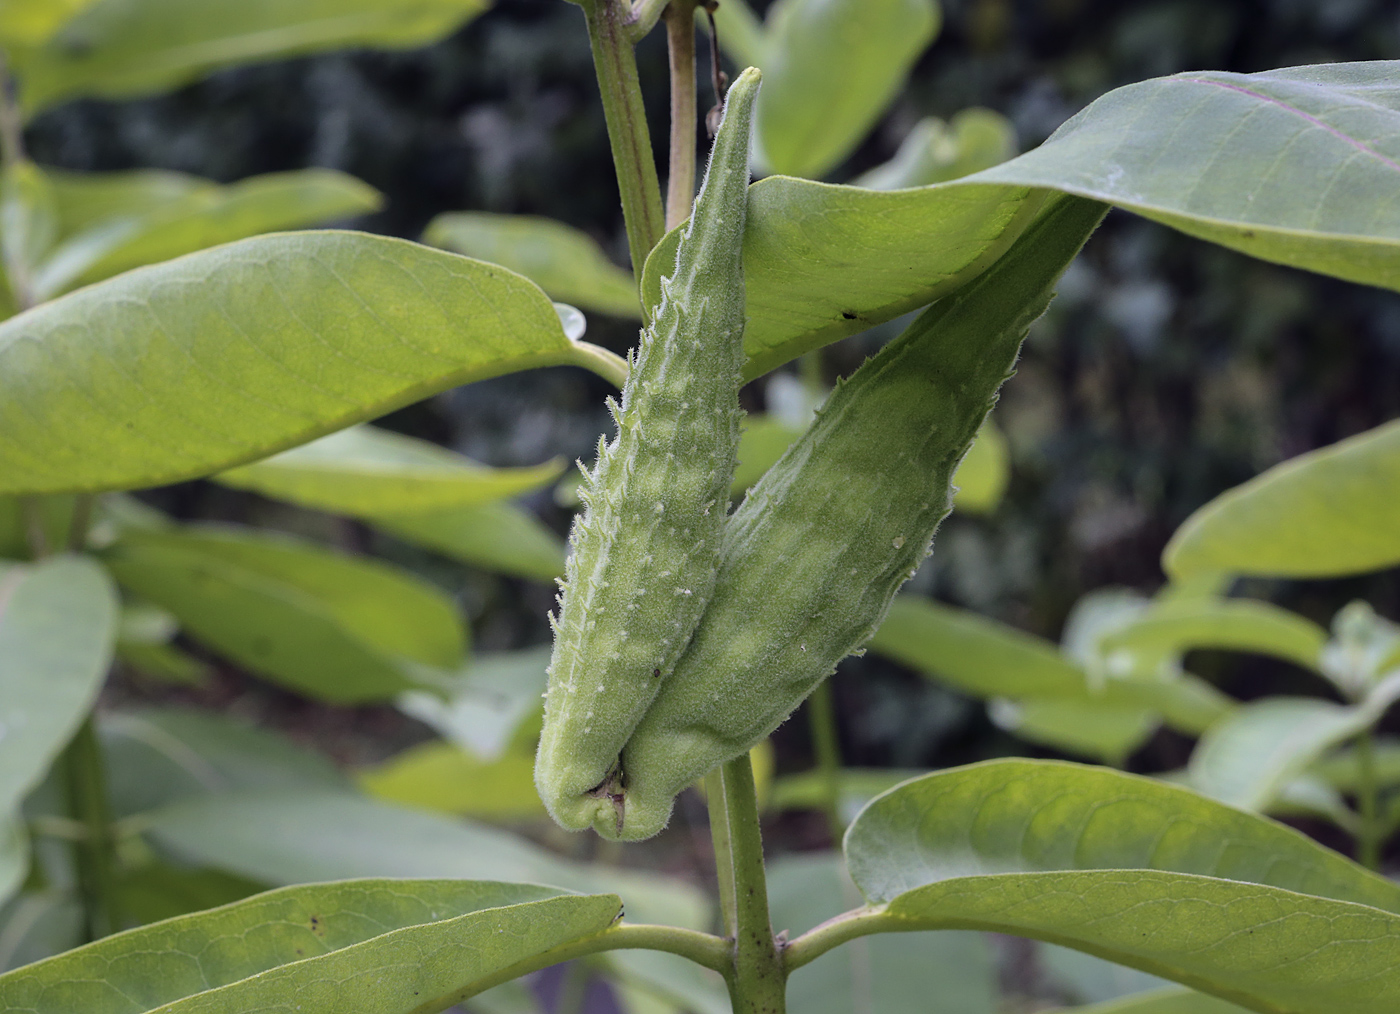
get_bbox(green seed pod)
[609,195,1109,841]
[534,67,762,833]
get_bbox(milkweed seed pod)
[534,67,762,834]
[609,195,1109,840]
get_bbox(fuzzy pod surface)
[608,195,1110,840]
[534,68,762,834]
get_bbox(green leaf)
[770,852,997,1014]
[34,168,383,299]
[46,167,211,234]
[1186,685,1400,810]
[0,890,84,973]
[103,525,466,703]
[425,213,640,319]
[770,768,923,821]
[397,647,551,761]
[358,741,545,820]
[0,820,27,916]
[853,110,1017,191]
[0,555,117,823]
[1165,419,1400,580]
[1040,943,1171,1006]
[868,596,1235,734]
[844,759,1400,1014]
[2,160,59,306]
[12,0,493,114]
[1067,989,1253,1014]
[372,500,568,582]
[731,415,802,495]
[1100,598,1328,674]
[215,424,562,516]
[753,0,940,178]
[0,879,620,1014]
[0,230,593,496]
[966,63,1400,294]
[988,697,1157,765]
[0,0,97,46]
[950,418,1009,515]
[1311,737,1400,793]
[111,862,265,926]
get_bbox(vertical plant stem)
[705,767,738,938]
[806,680,845,842]
[580,0,666,280]
[709,753,787,1013]
[663,0,700,231]
[1357,730,1382,870]
[61,716,120,941]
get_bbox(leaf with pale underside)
[843,759,1400,1014]
[1165,418,1400,580]
[0,230,595,496]
[0,879,620,1014]
[372,500,567,582]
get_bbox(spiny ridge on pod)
[534,67,763,834]
[604,196,1110,841]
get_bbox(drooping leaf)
[397,647,551,761]
[752,0,941,178]
[853,110,1017,191]
[358,741,544,820]
[1099,598,1328,674]
[0,230,596,496]
[965,64,1400,293]
[1165,418,1400,581]
[13,0,493,114]
[103,525,466,703]
[844,759,1400,1014]
[425,213,641,319]
[0,879,619,1014]
[215,424,562,516]
[33,168,382,299]
[770,852,997,1014]
[372,500,568,582]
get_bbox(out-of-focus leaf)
[34,168,382,299]
[398,648,551,762]
[358,741,544,820]
[0,890,83,973]
[1311,737,1400,792]
[103,525,465,703]
[373,501,568,583]
[1100,598,1327,673]
[215,424,562,516]
[1066,988,1253,1013]
[731,416,802,495]
[1322,601,1400,697]
[46,167,209,234]
[112,862,265,926]
[0,879,619,1014]
[0,231,593,496]
[465,980,545,1014]
[753,0,940,178]
[854,110,1017,190]
[0,0,97,46]
[114,641,211,685]
[988,697,1157,765]
[425,212,640,319]
[1041,943,1172,1006]
[2,160,58,306]
[13,0,493,114]
[0,821,27,919]
[1166,419,1400,580]
[845,759,1400,1014]
[770,768,922,823]
[950,418,1009,515]
[770,852,997,1014]
[607,950,729,1014]
[710,0,767,69]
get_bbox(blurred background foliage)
[30,0,1400,818]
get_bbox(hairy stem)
[580,0,666,282]
[663,0,700,230]
[568,339,631,388]
[1358,730,1382,870]
[61,716,120,941]
[783,906,892,972]
[806,680,845,842]
[712,753,787,1013]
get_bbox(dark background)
[39,0,1400,780]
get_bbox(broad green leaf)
[845,759,1400,1014]
[950,418,1009,515]
[215,424,562,516]
[869,596,1235,734]
[1186,685,1400,810]
[1100,599,1327,674]
[988,697,1157,765]
[46,167,210,235]
[1069,989,1252,1013]
[0,879,618,1014]
[103,525,465,703]
[12,0,493,114]
[358,741,544,820]
[0,556,117,825]
[966,64,1400,293]
[99,708,346,819]
[425,213,640,319]
[771,853,996,1014]
[853,110,1017,191]
[1166,419,1400,580]
[34,168,382,299]
[753,0,940,178]
[0,0,97,46]
[397,647,551,761]
[0,230,594,496]
[373,500,567,582]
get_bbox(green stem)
[1358,730,1382,870]
[705,767,738,937]
[712,753,787,1013]
[806,680,845,843]
[782,906,891,972]
[579,0,666,282]
[626,0,671,41]
[568,339,631,388]
[663,0,700,231]
[61,716,120,941]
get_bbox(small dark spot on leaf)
[1241,229,1255,239]
[841,311,858,320]
[653,668,661,678]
